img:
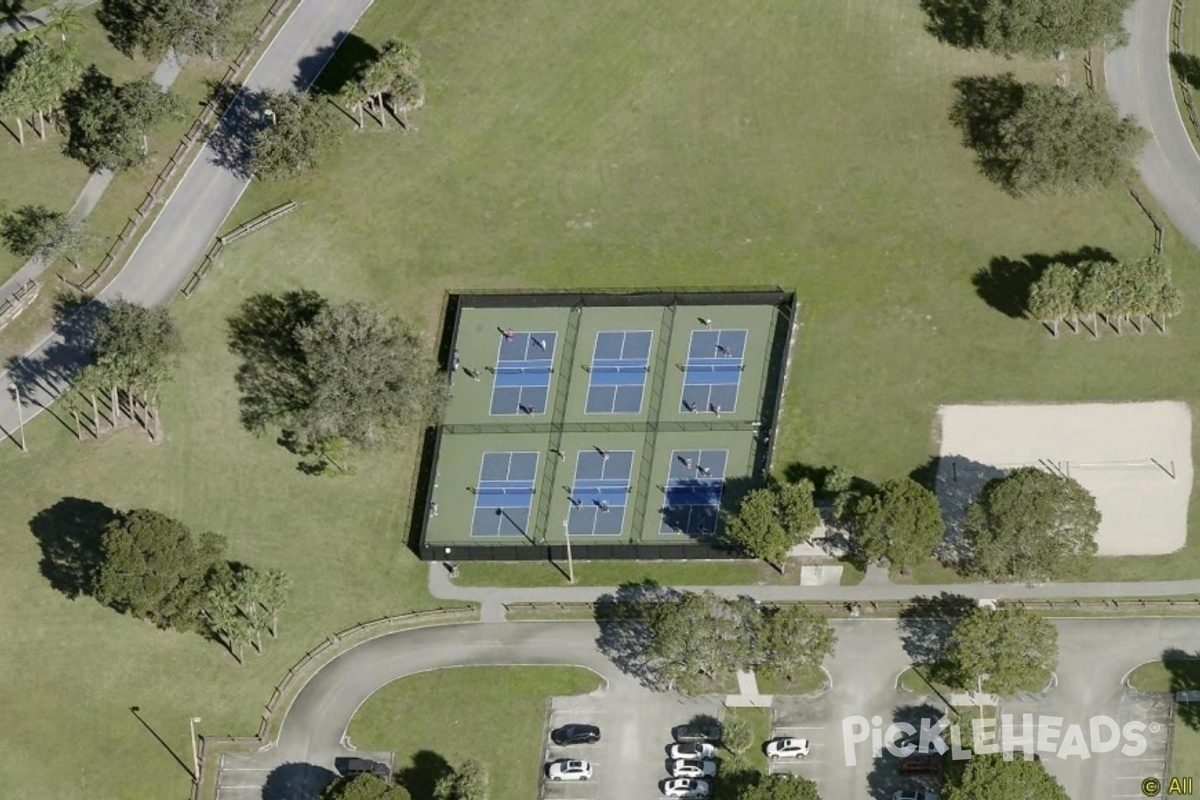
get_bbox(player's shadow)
[910,454,1005,569]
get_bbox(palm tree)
[1028,263,1078,337]
[261,569,290,638]
[1154,282,1184,334]
[0,79,29,145]
[202,587,240,660]
[46,4,83,44]
[75,363,104,434]
[1074,261,1111,339]
[231,568,266,654]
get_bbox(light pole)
[188,716,202,783]
[562,516,574,584]
[9,383,25,453]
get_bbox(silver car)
[546,759,592,781]
[670,759,717,778]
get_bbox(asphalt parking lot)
[539,686,723,800]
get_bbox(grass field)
[0,0,1199,797]
[345,666,602,800]
[1127,659,1200,693]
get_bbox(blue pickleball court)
[471,451,539,536]
[490,331,557,416]
[567,448,634,535]
[585,330,653,414]
[659,448,727,535]
[679,329,746,414]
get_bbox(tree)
[98,0,252,59]
[721,716,752,755]
[64,67,180,171]
[1027,262,1079,336]
[943,752,1070,800]
[951,74,1146,196]
[291,301,449,450]
[343,39,423,130]
[93,509,227,629]
[643,591,758,690]
[735,773,821,800]
[434,760,487,800]
[962,467,1099,582]
[46,4,85,44]
[947,606,1058,696]
[846,477,944,574]
[260,568,290,638]
[250,89,341,180]
[980,0,1134,57]
[1,40,82,141]
[76,362,109,432]
[92,299,183,438]
[823,464,855,520]
[756,604,837,681]
[0,204,93,267]
[725,480,819,572]
[321,773,410,800]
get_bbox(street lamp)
[9,383,25,453]
[189,716,202,783]
[562,516,574,584]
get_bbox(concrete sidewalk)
[428,561,1200,621]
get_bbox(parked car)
[669,742,717,760]
[551,724,601,745]
[546,759,592,781]
[898,752,943,774]
[662,777,711,798]
[673,723,722,743]
[892,791,939,800]
[765,737,811,759]
[670,759,718,778]
[335,757,391,782]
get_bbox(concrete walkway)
[428,562,1200,620]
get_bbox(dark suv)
[551,724,601,745]
[673,723,722,744]
[898,752,943,774]
[335,757,391,782]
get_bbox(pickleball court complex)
[416,289,798,561]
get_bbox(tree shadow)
[96,0,143,57]
[593,580,682,690]
[260,762,337,800]
[205,87,267,180]
[898,593,975,666]
[226,290,327,435]
[304,32,380,95]
[908,454,1005,568]
[396,749,453,800]
[711,765,759,800]
[1172,51,1200,91]
[6,293,104,417]
[1162,648,1200,729]
[949,73,1026,191]
[919,0,988,49]
[28,497,118,599]
[973,246,1118,318]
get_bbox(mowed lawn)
[0,0,1198,797]
[346,667,602,800]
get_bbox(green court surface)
[420,290,795,557]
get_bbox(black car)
[335,757,391,782]
[673,723,722,744]
[551,724,601,745]
[898,752,943,774]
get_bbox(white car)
[670,759,718,778]
[663,778,711,798]
[668,742,716,760]
[765,737,811,759]
[546,759,592,781]
[892,791,939,800]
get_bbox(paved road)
[0,0,374,444]
[217,617,1200,800]
[0,0,97,39]
[1108,0,1200,248]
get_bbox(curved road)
[1108,0,1200,248]
[0,0,374,442]
[218,617,1200,800]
